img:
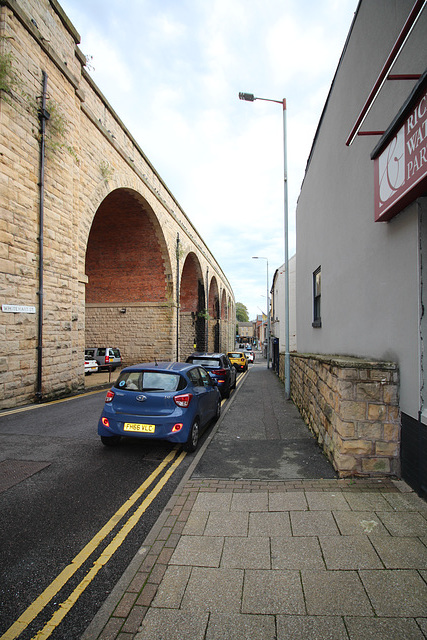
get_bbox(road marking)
[0,448,184,640]
[0,390,105,417]
[31,450,187,640]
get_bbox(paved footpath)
[82,366,427,640]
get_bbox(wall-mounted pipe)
[36,71,49,400]
[176,233,180,361]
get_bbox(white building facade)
[294,0,427,490]
[271,255,297,371]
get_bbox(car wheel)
[184,419,199,452]
[101,435,121,447]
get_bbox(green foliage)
[26,93,79,162]
[197,309,211,320]
[236,302,249,322]
[100,160,114,181]
[0,39,20,102]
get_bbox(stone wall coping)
[290,352,398,371]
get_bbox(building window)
[313,267,321,328]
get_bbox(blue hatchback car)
[98,362,221,452]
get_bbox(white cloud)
[60,0,358,320]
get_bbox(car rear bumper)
[98,412,192,444]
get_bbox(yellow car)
[227,352,248,372]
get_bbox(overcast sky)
[60,0,357,320]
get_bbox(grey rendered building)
[294,0,427,492]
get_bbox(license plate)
[124,423,155,433]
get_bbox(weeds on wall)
[26,93,79,163]
[99,160,114,182]
[0,37,21,103]
[0,38,78,162]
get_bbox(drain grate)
[0,459,51,493]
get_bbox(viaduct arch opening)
[179,252,206,357]
[85,188,173,365]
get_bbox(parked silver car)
[85,347,122,371]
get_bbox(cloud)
[60,0,357,320]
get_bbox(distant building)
[270,255,297,370]
[237,322,254,345]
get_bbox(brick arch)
[85,188,174,365]
[208,276,220,352]
[85,188,170,303]
[221,289,227,320]
[179,252,206,357]
[180,252,203,312]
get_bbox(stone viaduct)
[0,0,235,409]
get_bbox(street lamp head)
[239,92,255,102]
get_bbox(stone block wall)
[280,353,400,477]
[85,304,173,366]
[179,311,196,361]
[0,0,235,408]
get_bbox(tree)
[236,302,249,322]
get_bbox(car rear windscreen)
[191,358,221,368]
[115,371,185,392]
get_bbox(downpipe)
[36,71,50,401]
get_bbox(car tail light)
[172,423,183,432]
[173,393,193,408]
[212,368,227,377]
[105,390,115,403]
[212,368,227,382]
[102,417,110,427]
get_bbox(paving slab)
[242,569,305,615]
[344,615,426,639]
[302,569,374,616]
[206,613,276,640]
[135,608,209,640]
[376,511,427,536]
[249,511,291,536]
[221,536,271,569]
[271,536,324,570]
[151,565,191,608]
[318,535,383,570]
[359,569,427,616]
[230,491,269,511]
[276,615,349,640]
[290,510,340,536]
[181,567,244,613]
[332,510,390,535]
[268,490,308,511]
[305,490,351,511]
[169,535,224,567]
[370,535,427,569]
[204,511,249,536]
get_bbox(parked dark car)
[86,347,122,371]
[98,362,221,452]
[186,352,237,398]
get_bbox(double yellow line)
[1,448,186,640]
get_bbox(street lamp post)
[252,257,270,369]
[240,92,290,398]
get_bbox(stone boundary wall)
[279,353,400,477]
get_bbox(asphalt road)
[0,390,200,640]
[0,356,335,639]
